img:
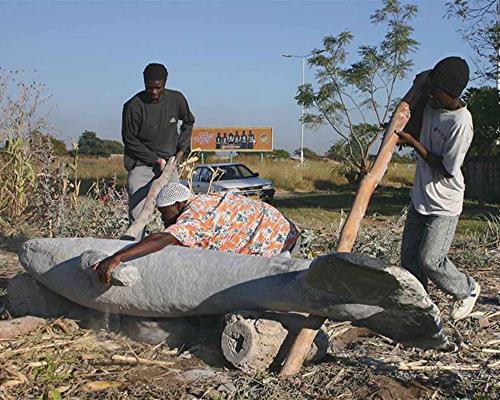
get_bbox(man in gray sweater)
[122,63,195,237]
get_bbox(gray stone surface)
[18,238,446,348]
[80,250,140,287]
[8,273,75,318]
[8,273,194,344]
[119,315,195,347]
[305,252,446,347]
[7,273,119,330]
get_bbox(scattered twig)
[111,354,176,368]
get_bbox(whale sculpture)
[18,237,446,349]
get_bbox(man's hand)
[155,158,167,172]
[395,130,416,147]
[174,150,184,165]
[93,255,121,285]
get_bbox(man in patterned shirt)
[94,183,300,284]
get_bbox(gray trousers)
[127,165,179,238]
[401,204,475,300]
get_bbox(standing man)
[122,63,195,237]
[248,130,256,150]
[396,57,480,321]
[240,130,248,149]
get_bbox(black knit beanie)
[428,57,469,98]
[143,63,168,82]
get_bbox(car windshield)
[216,164,255,181]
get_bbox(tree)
[78,131,109,157]
[325,123,379,164]
[325,141,346,162]
[50,136,68,156]
[294,147,320,160]
[103,139,124,155]
[296,0,418,182]
[77,131,123,157]
[446,0,500,85]
[271,149,290,159]
[463,86,500,155]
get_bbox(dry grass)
[73,154,415,193]
[0,213,498,399]
[72,156,126,181]
[232,155,349,192]
[381,162,416,187]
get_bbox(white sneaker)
[450,282,481,321]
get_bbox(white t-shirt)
[411,103,473,216]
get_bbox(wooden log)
[0,316,46,339]
[279,71,430,377]
[122,156,176,241]
[221,311,328,373]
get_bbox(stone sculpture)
[17,237,446,350]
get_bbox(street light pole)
[283,50,325,164]
[301,56,305,164]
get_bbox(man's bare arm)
[395,131,453,178]
[94,233,180,284]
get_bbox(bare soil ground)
[0,216,498,399]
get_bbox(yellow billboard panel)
[191,127,273,152]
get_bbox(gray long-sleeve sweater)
[122,89,195,171]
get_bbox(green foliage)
[446,0,499,83]
[77,130,123,157]
[296,0,418,182]
[103,138,124,154]
[0,137,36,217]
[49,136,67,156]
[78,131,107,156]
[271,148,290,159]
[325,140,346,162]
[463,86,500,156]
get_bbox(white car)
[186,163,275,201]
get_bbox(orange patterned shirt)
[166,192,299,257]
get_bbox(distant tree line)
[76,130,123,157]
[2,130,124,158]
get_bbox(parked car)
[184,163,275,201]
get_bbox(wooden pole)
[278,72,429,377]
[122,157,176,241]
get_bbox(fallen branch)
[111,354,175,368]
[1,336,91,358]
[397,362,500,371]
[480,348,500,354]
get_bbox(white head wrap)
[156,183,193,208]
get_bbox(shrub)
[77,131,123,157]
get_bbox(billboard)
[191,127,273,152]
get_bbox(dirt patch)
[356,375,433,399]
[0,225,498,399]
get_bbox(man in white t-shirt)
[395,56,480,321]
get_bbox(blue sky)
[0,0,472,154]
